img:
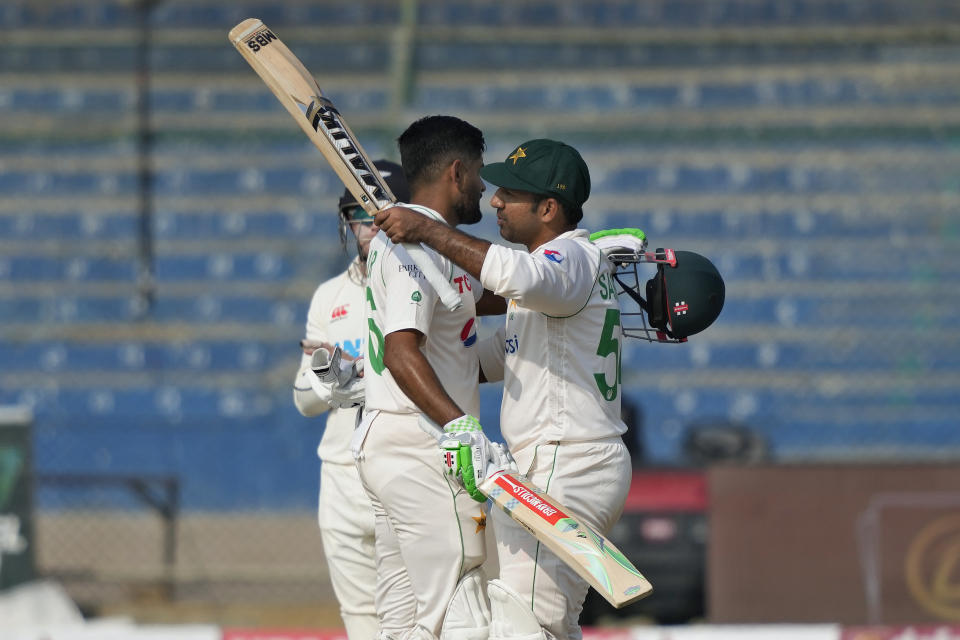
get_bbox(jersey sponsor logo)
[504,334,519,354]
[543,249,563,264]
[673,301,688,315]
[399,263,423,278]
[330,304,349,321]
[460,318,477,347]
[339,339,363,359]
[410,291,422,303]
[453,274,472,293]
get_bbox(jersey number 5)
[365,286,386,375]
[594,308,621,402]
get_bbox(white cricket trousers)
[493,438,631,640]
[356,411,488,638]
[318,460,379,640]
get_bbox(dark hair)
[532,193,583,227]
[397,115,485,190]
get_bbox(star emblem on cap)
[508,147,527,165]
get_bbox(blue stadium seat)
[0,256,137,282]
[154,211,330,239]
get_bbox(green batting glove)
[441,415,489,503]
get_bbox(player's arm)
[383,328,493,503]
[293,341,333,416]
[294,286,337,416]
[375,207,490,279]
[476,289,507,316]
[294,340,363,415]
[375,207,591,316]
[383,329,464,426]
[481,242,596,317]
[477,326,505,383]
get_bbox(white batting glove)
[589,228,648,264]
[439,415,489,503]
[308,346,365,409]
[485,441,519,477]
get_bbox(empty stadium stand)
[2,0,959,512]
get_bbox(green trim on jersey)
[446,473,468,581]
[530,443,562,609]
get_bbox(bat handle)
[402,242,463,312]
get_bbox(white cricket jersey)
[364,205,482,417]
[479,229,627,453]
[293,258,367,465]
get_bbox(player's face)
[344,206,379,260]
[453,155,485,226]
[490,187,540,247]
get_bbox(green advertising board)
[0,406,34,590]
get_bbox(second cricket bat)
[423,419,652,608]
[482,469,653,608]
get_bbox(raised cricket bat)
[228,18,462,311]
[421,420,653,608]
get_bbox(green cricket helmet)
[610,248,725,342]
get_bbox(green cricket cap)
[480,139,590,209]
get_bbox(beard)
[453,194,483,226]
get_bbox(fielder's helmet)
[610,248,725,342]
[337,159,411,247]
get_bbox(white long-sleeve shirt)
[293,258,367,465]
[479,229,627,454]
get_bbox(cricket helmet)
[337,159,411,247]
[610,248,725,342]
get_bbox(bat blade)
[482,470,653,608]
[228,18,393,212]
[228,18,462,310]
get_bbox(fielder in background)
[354,115,506,640]
[292,160,411,640]
[375,139,633,640]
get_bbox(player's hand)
[309,347,364,408]
[589,228,648,264]
[373,206,433,244]
[439,415,489,503]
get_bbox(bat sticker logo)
[245,28,278,52]
[299,97,391,209]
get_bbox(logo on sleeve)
[543,249,564,264]
[460,318,477,347]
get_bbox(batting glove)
[486,441,519,477]
[439,415,489,503]
[308,346,365,408]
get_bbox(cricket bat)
[421,419,653,608]
[228,18,462,311]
